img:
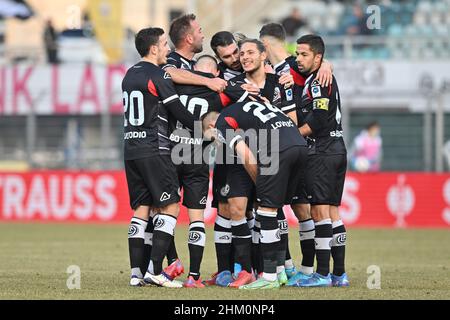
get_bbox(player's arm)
[315,59,333,87]
[300,82,330,136]
[220,83,250,106]
[235,140,258,183]
[164,67,227,93]
[154,72,196,130]
[278,73,294,87]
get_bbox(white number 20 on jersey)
[123,91,145,127]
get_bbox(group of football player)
[123,13,349,289]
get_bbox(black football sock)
[331,220,347,276]
[299,218,315,275]
[214,214,232,273]
[150,214,177,275]
[188,221,206,280]
[277,208,288,273]
[258,210,279,281]
[166,236,178,265]
[251,211,263,274]
[314,219,332,276]
[231,218,252,273]
[128,217,148,278]
[143,217,154,274]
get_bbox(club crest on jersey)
[273,87,281,104]
[188,231,202,243]
[163,72,171,80]
[160,192,171,202]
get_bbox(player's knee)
[161,202,180,217]
[292,203,311,221]
[310,205,330,222]
[218,202,231,218]
[228,198,247,217]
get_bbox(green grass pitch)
[0,223,449,300]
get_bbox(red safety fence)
[0,171,449,228]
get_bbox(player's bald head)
[194,54,219,75]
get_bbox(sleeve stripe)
[229,135,242,149]
[157,116,168,122]
[237,91,249,103]
[163,94,179,104]
[281,104,296,111]
[162,64,177,70]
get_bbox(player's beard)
[230,61,242,71]
[193,43,203,54]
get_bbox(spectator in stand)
[43,19,59,64]
[349,121,382,172]
[280,8,307,37]
[344,4,372,36]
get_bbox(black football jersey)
[301,71,347,155]
[170,71,249,147]
[122,61,195,160]
[215,101,306,159]
[273,56,308,125]
[162,51,195,70]
[229,73,296,114]
[218,61,244,81]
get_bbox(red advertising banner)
[0,171,449,228]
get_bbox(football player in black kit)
[202,100,308,289]
[157,13,228,282]
[169,55,249,287]
[293,35,349,288]
[208,32,297,286]
[259,22,334,285]
[224,38,298,287]
[122,28,196,288]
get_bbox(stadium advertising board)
[0,171,449,227]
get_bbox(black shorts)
[305,154,347,206]
[290,154,309,205]
[177,163,210,209]
[256,145,308,208]
[212,163,228,208]
[125,156,180,210]
[227,164,255,201]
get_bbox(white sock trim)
[215,215,231,228]
[262,272,277,282]
[284,259,294,269]
[299,265,314,275]
[315,218,332,226]
[257,210,277,217]
[231,218,247,226]
[332,219,344,229]
[276,266,285,274]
